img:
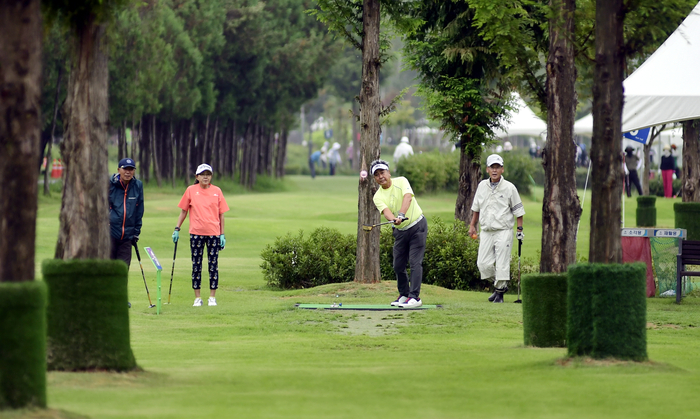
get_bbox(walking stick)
[168,241,177,304]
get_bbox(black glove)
[132,235,139,245]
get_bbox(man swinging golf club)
[371,159,428,308]
[468,154,525,303]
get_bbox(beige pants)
[477,229,512,289]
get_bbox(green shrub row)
[648,177,682,197]
[521,273,567,347]
[261,217,539,291]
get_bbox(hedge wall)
[43,259,137,371]
[521,273,567,347]
[675,202,700,240]
[0,281,47,409]
[567,263,647,361]
[636,196,656,227]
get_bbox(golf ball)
[360,170,368,179]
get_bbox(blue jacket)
[109,174,144,240]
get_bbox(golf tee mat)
[296,303,441,311]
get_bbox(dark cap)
[119,158,136,169]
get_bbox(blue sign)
[145,247,163,271]
[623,127,651,144]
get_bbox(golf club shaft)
[133,244,155,307]
[517,238,522,300]
[168,241,177,304]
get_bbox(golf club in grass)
[514,238,523,304]
[362,217,407,232]
[167,241,177,304]
[133,243,156,308]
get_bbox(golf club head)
[149,304,156,308]
[362,225,373,231]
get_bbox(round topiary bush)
[567,263,647,361]
[636,196,656,227]
[521,273,567,347]
[0,281,47,409]
[675,202,700,240]
[43,259,136,371]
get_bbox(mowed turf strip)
[27,175,700,419]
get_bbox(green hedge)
[0,281,47,409]
[395,150,460,194]
[675,202,700,240]
[567,263,647,361]
[521,274,567,347]
[260,228,357,288]
[43,259,137,371]
[262,218,539,292]
[636,196,656,227]
[648,177,682,197]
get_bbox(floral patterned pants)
[190,234,220,290]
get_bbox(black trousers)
[392,217,428,299]
[110,237,133,269]
[626,170,643,197]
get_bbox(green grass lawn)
[15,175,700,419]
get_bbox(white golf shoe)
[208,297,217,306]
[391,296,409,306]
[193,298,203,307]
[399,297,422,308]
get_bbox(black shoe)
[488,286,507,302]
[492,288,506,303]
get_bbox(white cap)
[196,163,213,175]
[486,154,504,167]
[400,136,409,143]
[370,161,390,175]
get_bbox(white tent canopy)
[494,93,547,138]
[622,3,700,132]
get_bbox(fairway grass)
[23,175,700,419]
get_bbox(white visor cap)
[371,163,389,175]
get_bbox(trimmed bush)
[649,177,682,197]
[395,150,460,194]
[522,274,567,347]
[675,202,700,240]
[43,259,136,371]
[567,263,647,361]
[0,281,47,409]
[260,227,356,288]
[636,196,656,227]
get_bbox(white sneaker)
[208,297,217,306]
[391,296,409,306]
[193,298,203,307]
[400,297,422,308]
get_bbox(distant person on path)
[328,142,342,175]
[109,157,144,270]
[625,146,643,197]
[371,159,427,308]
[173,164,230,307]
[468,154,525,304]
[309,150,321,179]
[660,145,676,198]
[393,136,414,163]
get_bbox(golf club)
[133,243,156,308]
[362,217,408,232]
[514,238,523,304]
[167,241,177,304]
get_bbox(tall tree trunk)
[151,114,162,187]
[169,120,176,188]
[131,119,138,165]
[140,115,150,183]
[355,0,382,283]
[248,121,260,188]
[0,0,42,280]
[44,65,63,196]
[117,120,126,159]
[352,101,359,170]
[232,120,239,180]
[454,139,481,225]
[589,0,625,264]
[55,18,110,260]
[681,120,700,202]
[186,118,194,184]
[276,128,288,178]
[540,0,581,273]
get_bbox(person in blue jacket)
[109,158,144,269]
